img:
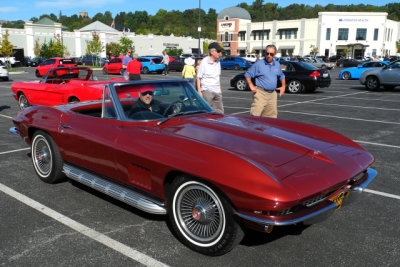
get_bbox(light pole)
[198,0,201,56]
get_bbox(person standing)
[122,48,132,79]
[161,50,170,75]
[196,42,224,114]
[245,44,285,118]
[126,53,142,80]
[182,57,196,83]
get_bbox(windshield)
[114,81,213,121]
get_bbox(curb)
[9,71,27,75]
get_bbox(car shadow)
[0,105,10,112]
[240,224,310,247]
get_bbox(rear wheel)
[287,80,303,93]
[168,176,244,256]
[234,64,240,70]
[18,93,30,110]
[365,76,380,90]
[143,67,149,74]
[31,131,65,184]
[235,78,248,91]
[120,69,124,75]
[102,68,108,75]
[342,72,351,80]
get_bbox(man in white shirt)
[196,42,224,113]
[161,51,170,75]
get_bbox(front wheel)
[365,76,380,90]
[234,64,240,70]
[168,176,244,256]
[31,131,65,184]
[143,67,149,74]
[235,78,248,91]
[287,80,303,93]
[18,93,30,110]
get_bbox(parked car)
[305,58,335,69]
[11,67,124,110]
[102,57,123,75]
[0,61,9,81]
[220,56,252,70]
[168,57,185,72]
[339,61,389,80]
[10,79,376,255]
[137,56,165,74]
[329,55,342,62]
[316,56,329,62]
[71,57,83,65]
[0,56,16,65]
[241,54,258,63]
[336,58,361,68]
[28,57,45,67]
[81,55,107,66]
[360,60,400,90]
[231,61,331,93]
[35,58,77,77]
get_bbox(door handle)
[60,124,72,129]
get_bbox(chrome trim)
[9,127,20,135]
[236,167,377,226]
[63,164,166,215]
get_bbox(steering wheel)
[163,100,186,117]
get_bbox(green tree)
[86,32,104,66]
[396,40,400,53]
[49,34,66,57]
[34,39,41,57]
[119,37,134,54]
[165,47,183,56]
[0,30,15,57]
[310,44,319,56]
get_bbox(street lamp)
[198,0,201,56]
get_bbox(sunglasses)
[141,91,153,96]
[266,52,275,56]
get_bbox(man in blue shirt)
[122,48,132,79]
[245,45,285,118]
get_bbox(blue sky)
[0,0,396,21]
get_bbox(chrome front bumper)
[236,168,377,226]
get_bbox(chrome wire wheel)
[173,181,225,247]
[32,134,53,178]
[18,94,29,110]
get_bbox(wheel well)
[366,75,379,82]
[27,127,43,143]
[17,91,24,98]
[68,96,79,102]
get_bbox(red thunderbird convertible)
[11,79,377,255]
[11,67,124,110]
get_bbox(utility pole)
[198,0,201,55]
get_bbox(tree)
[86,32,104,66]
[119,37,134,54]
[0,30,15,69]
[309,44,319,56]
[38,35,66,58]
[106,42,122,57]
[396,40,400,53]
[165,47,183,56]
[34,39,41,57]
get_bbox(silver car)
[360,60,400,90]
[305,58,335,69]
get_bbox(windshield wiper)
[156,110,209,126]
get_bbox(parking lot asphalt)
[1,67,399,266]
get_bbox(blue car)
[220,56,252,70]
[137,57,165,74]
[339,61,389,80]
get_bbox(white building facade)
[217,7,400,58]
[0,19,210,58]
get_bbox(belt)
[257,86,274,92]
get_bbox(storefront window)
[338,28,348,40]
[356,28,367,41]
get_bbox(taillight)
[309,70,320,77]
[1,67,6,69]
[150,60,154,65]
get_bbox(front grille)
[302,191,335,207]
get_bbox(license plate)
[323,73,328,78]
[329,187,351,209]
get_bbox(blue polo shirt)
[244,59,285,91]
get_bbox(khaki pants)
[250,87,277,118]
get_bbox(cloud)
[36,0,122,8]
[0,7,18,12]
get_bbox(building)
[0,19,210,59]
[217,7,400,58]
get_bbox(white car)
[360,60,400,90]
[241,54,258,63]
[0,61,9,81]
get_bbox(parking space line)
[279,91,369,107]
[305,102,400,111]
[0,183,169,267]
[279,110,400,125]
[0,148,30,155]
[344,96,400,103]
[354,140,400,149]
[0,114,13,119]
[365,189,400,200]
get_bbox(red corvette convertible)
[10,79,377,255]
[11,67,125,110]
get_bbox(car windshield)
[113,81,213,121]
[44,68,92,82]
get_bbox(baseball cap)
[208,42,222,52]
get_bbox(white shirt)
[197,56,221,93]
